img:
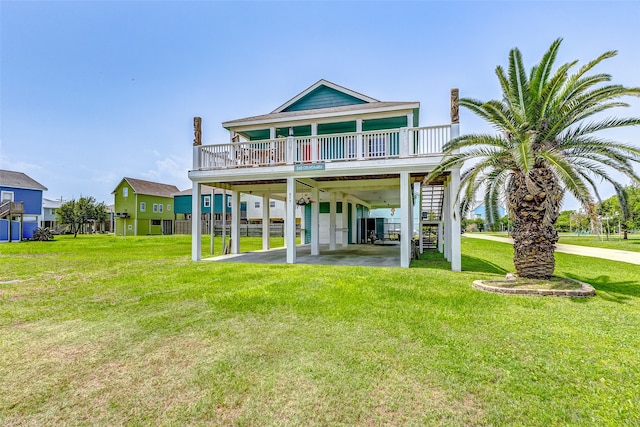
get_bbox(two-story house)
[112,177,179,236]
[0,169,48,242]
[188,80,461,269]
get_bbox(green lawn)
[1,235,639,425]
[486,231,640,252]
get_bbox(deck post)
[329,192,337,251]
[311,123,318,162]
[191,182,202,261]
[311,186,320,255]
[231,190,240,254]
[399,128,408,157]
[400,171,411,268]
[286,177,297,263]
[262,193,270,251]
[356,119,363,159]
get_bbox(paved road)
[464,233,640,265]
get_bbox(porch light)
[296,197,314,206]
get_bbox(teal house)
[188,79,462,269]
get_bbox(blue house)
[1,170,48,241]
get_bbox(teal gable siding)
[284,86,367,112]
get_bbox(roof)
[222,79,418,129]
[42,197,65,209]
[0,169,48,191]
[272,79,379,113]
[113,177,179,197]
[223,101,419,129]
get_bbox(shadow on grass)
[565,273,640,304]
[411,250,507,275]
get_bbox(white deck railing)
[195,125,451,170]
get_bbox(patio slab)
[203,243,401,267]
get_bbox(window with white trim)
[204,196,211,208]
[159,204,163,213]
[123,187,128,197]
[153,203,158,213]
[140,202,146,212]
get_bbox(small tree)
[57,196,106,237]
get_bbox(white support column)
[311,186,320,255]
[329,192,337,251]
[222,190,227,253]
[210,186,215,255]
[262,193,270,251]
[191,181,202,261]
[231,190,240,254]
[450,168,462,272]
[356,118,363,159]
[443,178,451,261]
[286,177,297,264]
[341,194,348,247]
[438,221,444,254]
[270,127,276,139]
[351,201,358,244]
[400,171,411,268]
[192,146,200,171]
[418,182,424,254]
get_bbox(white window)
[167,204,171,211]
[1,191,14,202]
[123,187,128,197]
[140,202,146,212]
[153,204,158,213]
[204,196,211,208]
[159,204,163,213]
[270,201,276,208]
[255,201,260,208]
[227,199,231,208]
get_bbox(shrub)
[32,227,54,241]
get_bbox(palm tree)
[427,38,640,278]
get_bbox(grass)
[486,231,640,252]
[1,234,640,425]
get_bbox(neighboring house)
[173,185,234,222]
[42,197,65,230]
[469,204,506,221]
[0,169,48,242]
[112,177,179,236]
[188,79,462,269]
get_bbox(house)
[0,169,48,242]
[188,79,461,269]
[42,197,65,230]
[112,177,179,236]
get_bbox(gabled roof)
[113,177,179,197]
[0,169,48,191]
[222,80,419,130]
[272,79,379,113]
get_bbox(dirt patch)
[473,274,595,297]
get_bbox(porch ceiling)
[198,173,448,209]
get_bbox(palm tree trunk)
[507,168,562,279]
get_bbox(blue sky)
[1,0,639,210]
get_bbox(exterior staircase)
[420,185,445,249]
[0,200,24,219]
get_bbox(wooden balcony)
[0,200,24,218]
[193,125,451,171]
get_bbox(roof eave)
[223,102,420,131]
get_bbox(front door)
[162,220,173,235]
